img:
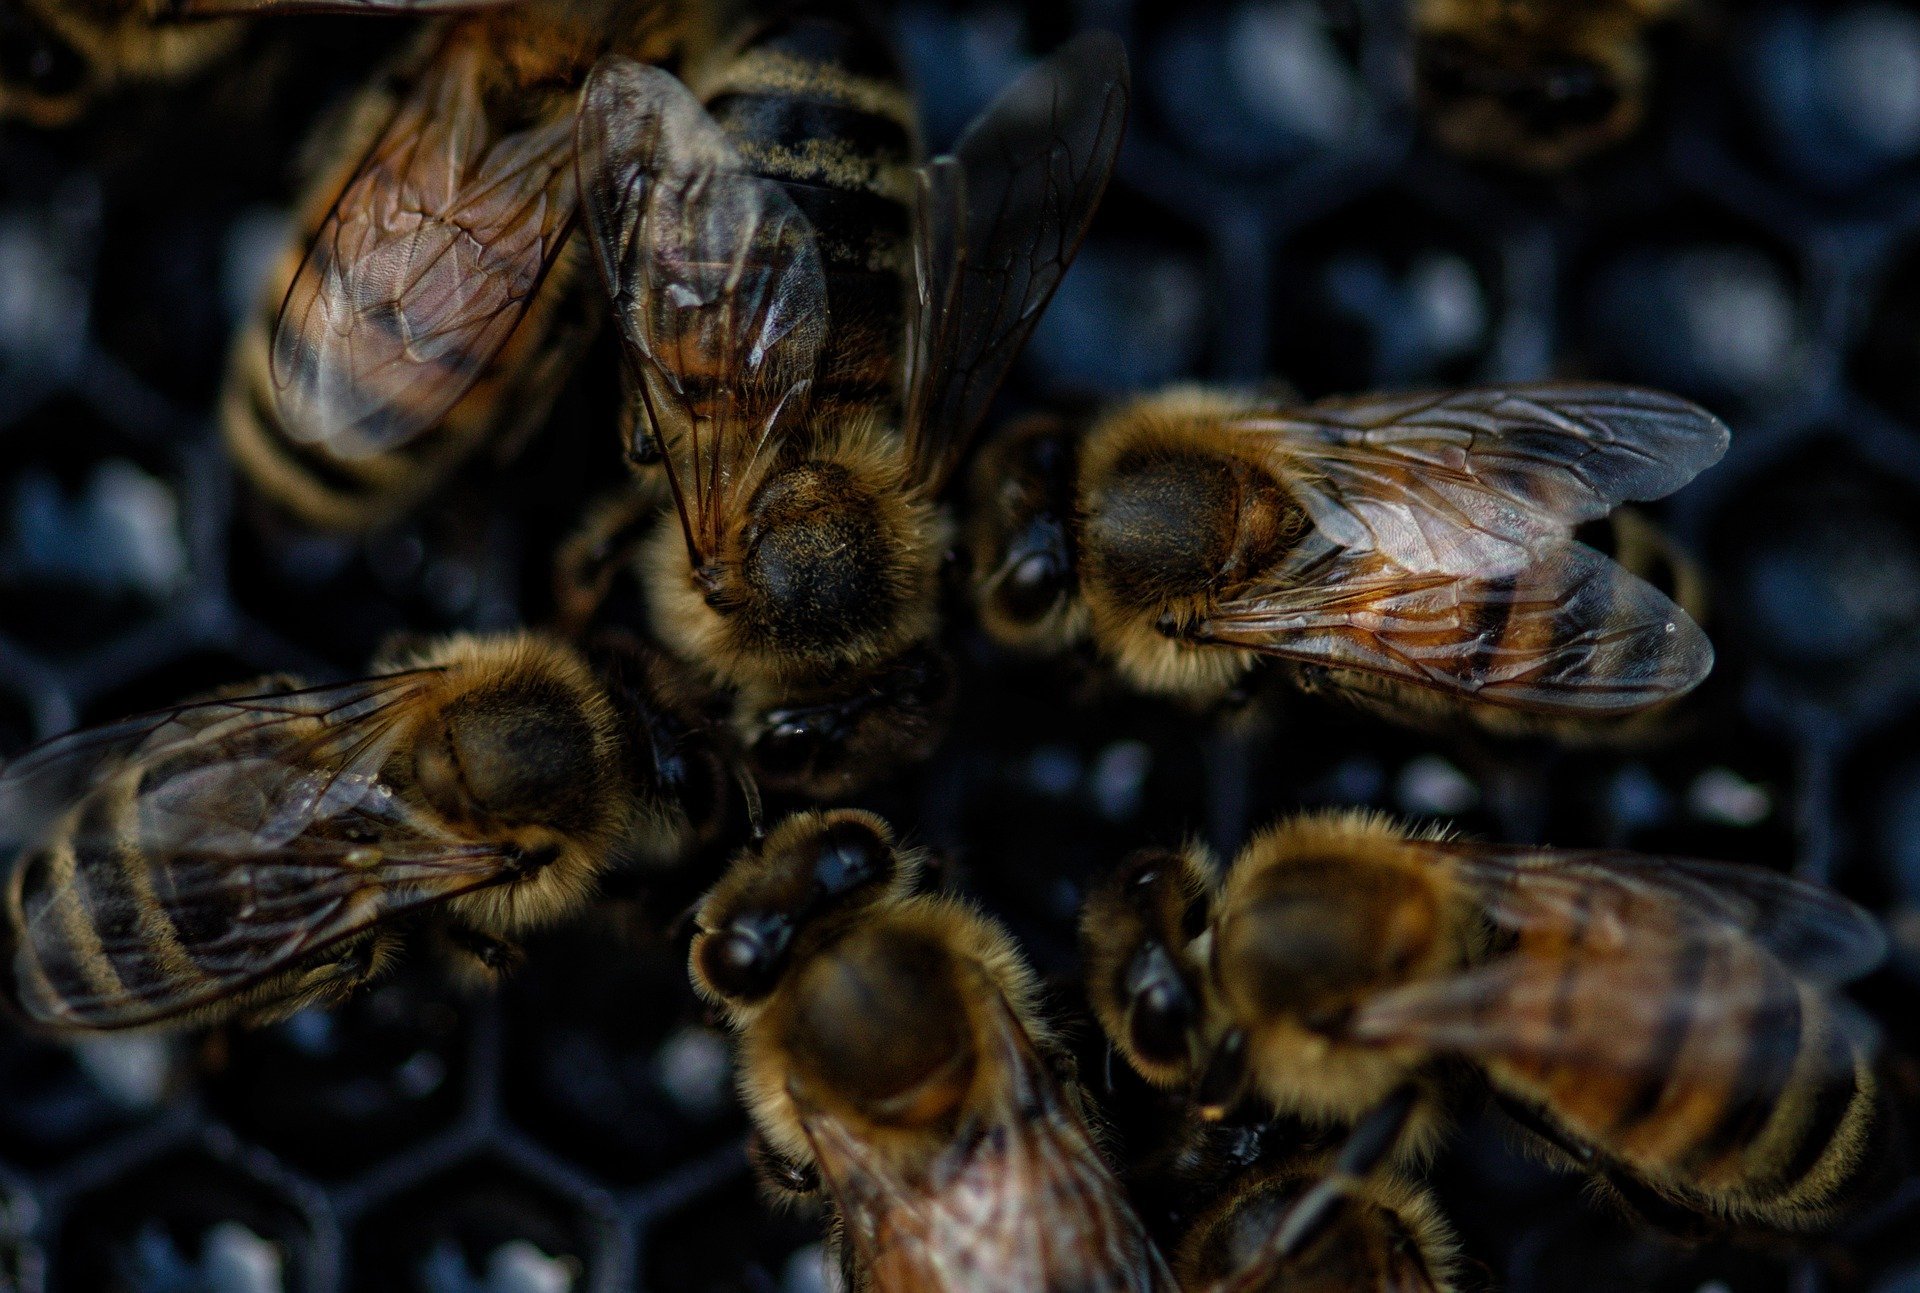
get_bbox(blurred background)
[5,0,1920,1289]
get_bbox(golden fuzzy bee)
[967,383,1727,735]
[561,18,1129,795]
[1173,1147,1459,1293]
[691,810,1176,1292]
[0,632,734,1033]
[223,0,686,532]
[1414,0,1685,171]
[1082,813,1893,1234]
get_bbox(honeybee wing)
[268,37,579,461]
[1199,535,1712,714]
[903,31,1130,498]
[0,675,530,1030]
[1346,844,1887,1076]
[797,984,1177,1292]
[1241,384,1729,573]
[577,57,827,564]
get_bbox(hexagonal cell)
[640,1176,823,1293]
[202,968,469,1182]
[1567,198,1812,410]
[1849,228,1920,429]
[1019,181,1214,397]
[227,480,521,675]
[897,1,1078,151]
[350,1156,606,1293]
[1719,1,1920,199]
[1269,189,1502,399]
[502,925,739,1187]
[1135,0,1382,174]
[53,1149,319,1293]
[1704,435,1920,707]
[0,1029,183,1170]
[80,650,264,727]
[0,395,192,656]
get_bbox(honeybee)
[1082,814,1894,1234]
[1414,0,1685,171]
[967,383,1727,735]
[0,632,734,1033]
[0,1,516,128]
[690,810,1176,1291]
[564,19,1129,794]
[1173,1148,1459,1293]
[223,0,686,532]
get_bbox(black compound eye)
[1123,943,1198,1067]
[0,9,85,98]
[697,911,792,1003]
[810,817,891,902]
[754,716,828,777]
[1000,549,1069,624]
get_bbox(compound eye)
[696,911,792,1003]
[753,716,828,778]
[810,816,892,903]
[1123,942,1199,1067]
[999,549,1068,624]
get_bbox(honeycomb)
[3,1,1920,1290]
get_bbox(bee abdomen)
[701,10,918,419]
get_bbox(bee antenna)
[734,762,765,841]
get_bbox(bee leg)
[441,923,527,980]
[1269,1082,1423,1261]
[238,933,393,1027]
[1495,1093,1717,1241]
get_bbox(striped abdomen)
[697,7,920,428]
[1492,890,1885,1227]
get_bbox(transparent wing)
[3,674,522,1030]
[799,983,1176,1292]
[269,39,579,460]
[577,56,826,564]
[903,31,1129,497]
[1201,537,1713,714]
[1242,384,1729,573]
[1346,844,1885,1078]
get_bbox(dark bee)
[564,13,1129,794]
[1084,814,1896,1235]
[0,632,732,1032]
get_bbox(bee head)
[1082,846,1216,1086]
[745,645,956,796]
[0,4,89,126]
[969,416,1083,646]
[1416,22,1641,171]
[692,810,901,1006]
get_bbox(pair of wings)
[799,982,1176,1293]
[207,0,579,462]
[1,672,523,1030]
[1337,842,1886,1082]
[1194,384,1730,715]
[575,33,1129,565]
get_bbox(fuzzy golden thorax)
[644,435,944,690]
[733,892,1046,1177]
[379,635,634,938]
[1210,813,1471,1145]
[1077,389,1306,701]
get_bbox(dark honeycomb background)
[5,0,1920,1289]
